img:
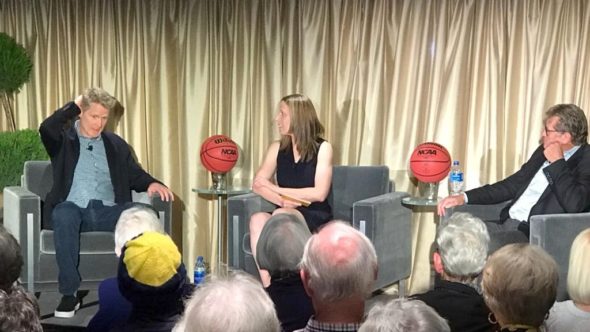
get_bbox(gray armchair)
[227,165,412,294]
[449,203,590,301]
[2,160,172,293]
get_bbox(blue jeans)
[52,200,134,296]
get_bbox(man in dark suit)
[437,104,590,251]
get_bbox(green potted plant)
[0,129,48,219]
[0,32,33,132]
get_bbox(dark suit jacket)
[466,144,590,223]
[39,101,161,229]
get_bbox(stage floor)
[38,290,99,331]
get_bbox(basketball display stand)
[211,172,226,190]
[418,181,439,201]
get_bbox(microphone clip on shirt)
[87,144,93,151]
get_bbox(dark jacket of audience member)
[257,213,314,331]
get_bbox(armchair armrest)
[150,193,172,234]
[446,201,509,221]
[3,186,42,291]
[132,191,172,234]
[353,191,412,291]
[530,212,590,301]
[227,193,275,273]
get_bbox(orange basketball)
[200,135,239,173]
[409,142,452,183]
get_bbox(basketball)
[200,135,239,173]
[409,142,452,183]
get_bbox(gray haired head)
[359,298,450,332]
[437,212,490,278]
[256,213,312,275]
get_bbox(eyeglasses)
[544,126,564,134]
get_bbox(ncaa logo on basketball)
[222,148,237,155]
[417,149,437,156]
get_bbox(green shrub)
[0,32,34,131]
[0,129,48,188]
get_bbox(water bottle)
[194,256,206,285]
[449,160,465,195]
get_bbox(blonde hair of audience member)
[435,212,489,285]
[359,298,450,332]
[175,271,280,332]
[256,213,312,276]
[567,228,590,307]
[278,94,325,162]
[114,205,164,256]
[299,220,378,302]
[482,243,558,329]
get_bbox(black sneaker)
[54,295,80,318]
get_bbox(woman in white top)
[546,228,590,332]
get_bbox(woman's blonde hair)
[567,228,590,304]
[482,243,558,327]
[279,94,325,162]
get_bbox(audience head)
[176,270,281,332]
[544,104,588,145]
[0,225,41,332]
[118,231,187,311]
[567,228,590,305]
[0,224,23,291]
[359,298,450,332]
[300,220,378,302]
[278,94,325,161]
[256,213,312,277]
[482,243,558,328]
[0,285,43,332]
[434,212,489,282]
[114,205,164,256]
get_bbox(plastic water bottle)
[194,256,206,285]
[449,160,465,195]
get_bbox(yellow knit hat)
[122,232,181,287]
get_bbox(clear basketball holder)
[211,172,226,190]
[402,181,440,206]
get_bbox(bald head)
[300,221,378,302]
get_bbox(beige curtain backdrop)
[1,0,589,294]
